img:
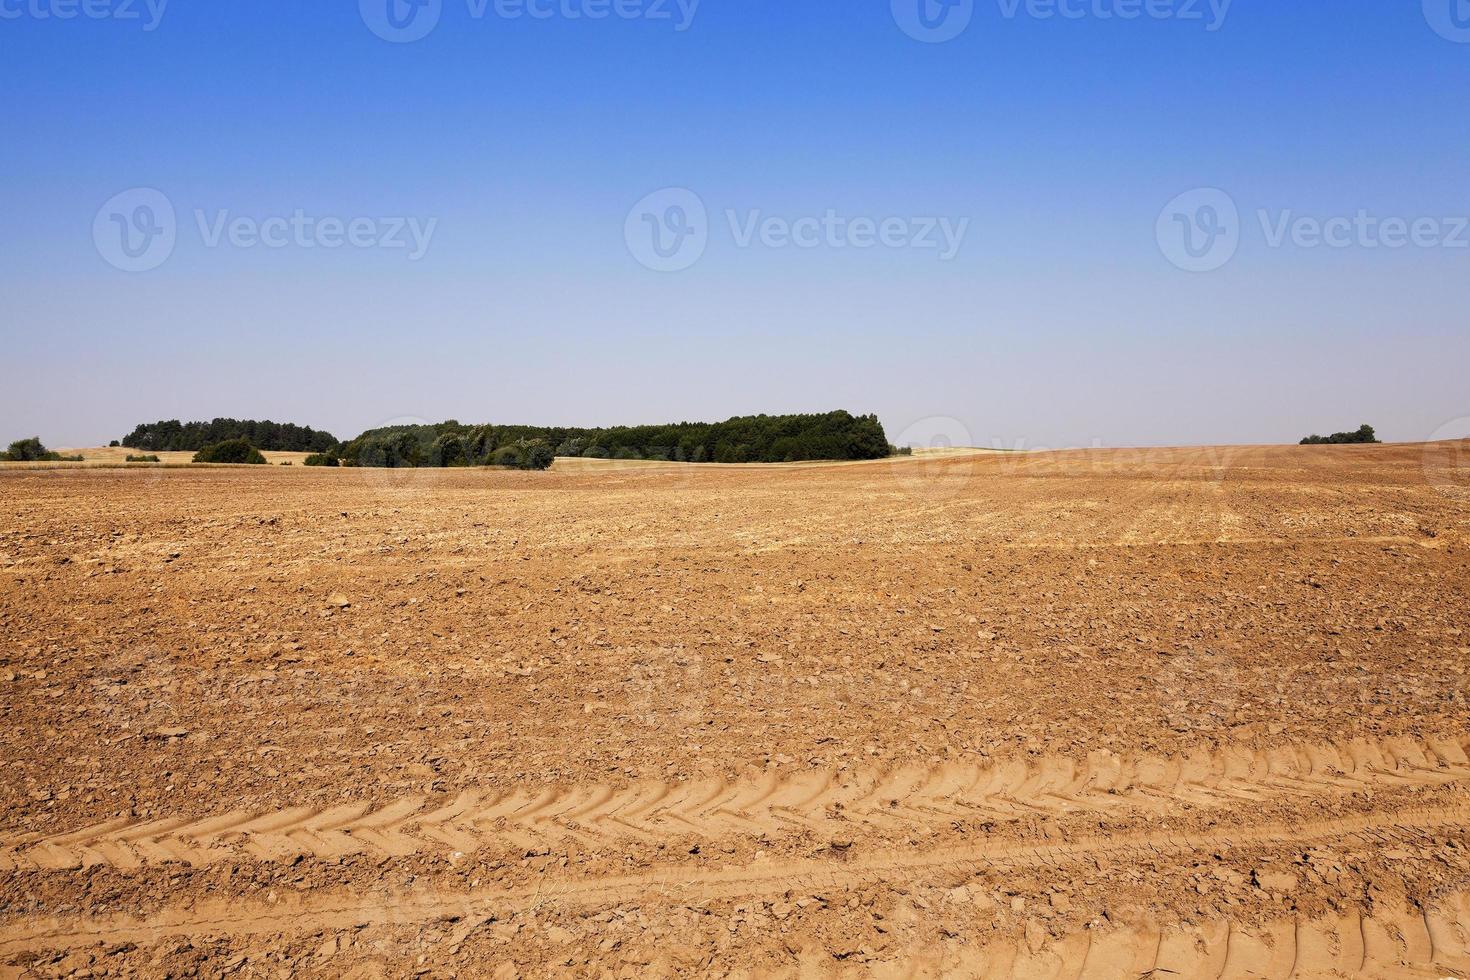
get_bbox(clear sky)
[3,0,1468,449]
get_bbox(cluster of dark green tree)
[1300,424,1380,446]
[339,411,893,469]
[334,424,556,470]
[192,439,268,464]
[2,438,81,462]
[121,419,337,453]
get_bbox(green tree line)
[334,425,555,471]
[122,419,338,453]
[335,411,895,469]
[1300,424,1380,445]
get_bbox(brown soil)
[1,443,1467,977]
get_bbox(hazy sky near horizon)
[3,1,1468,449]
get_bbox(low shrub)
[304,452,340,467]
[192,439,268,464]
[126,454,161,463]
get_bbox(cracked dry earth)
[1,442,1468,978]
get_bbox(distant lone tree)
[193,439,268,464]
[1300,424,1380,446]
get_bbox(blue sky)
[2,0,1468,448]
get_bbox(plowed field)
[2,443,1468,977]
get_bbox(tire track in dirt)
[895,892,1470,979]
[3,732,1467,873]
[1003,532,1452,550]
[2,804,1468,969]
